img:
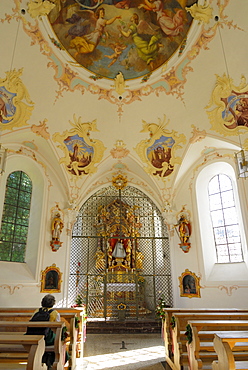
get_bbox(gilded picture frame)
[40,263,62,293]
[179,269,200,298]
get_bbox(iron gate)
[68,186,173,320]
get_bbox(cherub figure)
[104,43,127,67]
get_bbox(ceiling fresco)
[48,0,196,80]
[3,0,231,109]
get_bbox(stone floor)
[77,333,167,370]
[0,333,169,370]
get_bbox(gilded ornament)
[27,0,55,18]
[186,3,213,24]
[112,72,127,95]
[112,174,127,189]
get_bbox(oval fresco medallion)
[48,0,196,80]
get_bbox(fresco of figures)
[48,0,196,80]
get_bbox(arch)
[68,185,172,319]
[0,155,46,281]
[196,161,248,282]
[0,171,32,262]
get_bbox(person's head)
[41,294,56,308]
[95,7,105,19]
[131,13,139,25]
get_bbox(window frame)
[196,161,248,282]
[0,155,45,282]
[208,173,244,263]
[0,171,33,263]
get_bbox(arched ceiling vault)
[0,0,248,210]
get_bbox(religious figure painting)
[179,269,200,298]
[65,134,94,175]
[147,135,175,177]
[48,0,197,80]
[135,116,186,179]
[41,264,62,293]
[0,86,16,124]
[206,74,248,136]
[53,115,106,176]
[0,70,34,130]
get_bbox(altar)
[90,186,151,319]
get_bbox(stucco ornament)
[53,115,106,177]
[0,69,34,131]
[112,72,128,95]
[27,0,55,18]
[135,116,186,180]
[186,2,213,24]
[206,74,248,136]
[110,140,129,159]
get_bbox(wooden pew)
[187,320,248,370]
[0,310,80,370]
[212,332,248,370]
[162,309,248,365]
[171,312,248,370]
[162,308,248,366]
[0,334,46,370]
[0,321,65,370]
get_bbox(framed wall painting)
[179,269,201,298]
[40,263,62,293]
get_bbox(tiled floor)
[77,333,166,370]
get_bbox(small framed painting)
[40,264,62,293]
[179,269,201,298]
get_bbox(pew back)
[187,320,248,370]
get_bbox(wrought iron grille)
[68,186,172,320]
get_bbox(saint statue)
[51,213,64,241]
[112,240,126,258]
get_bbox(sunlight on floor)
[81,345,165,369]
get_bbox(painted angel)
[118,13,162,70]
[138,0,184,37]
[69,7,121,55]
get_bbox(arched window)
[0,171,32,262]
[208,174,243,263]
[196,162,247,282]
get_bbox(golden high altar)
[92,175,151,319]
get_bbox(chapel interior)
[0,0,248,368]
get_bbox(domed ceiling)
[0,0,247,208]
[48,0,195,80]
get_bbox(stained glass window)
[208,174,243,263]
[0,171,32,262]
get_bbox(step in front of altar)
[86,319,162,334]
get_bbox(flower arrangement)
[155,296,167,320]
[73,294,83,307]
[185,324,192,344]
[170,315,176,329]
[75,316,80,329]
[61,326,69,341]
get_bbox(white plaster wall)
[0,152,71,308]
[170,154,248,308]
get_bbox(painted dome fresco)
[48,0,196,80]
